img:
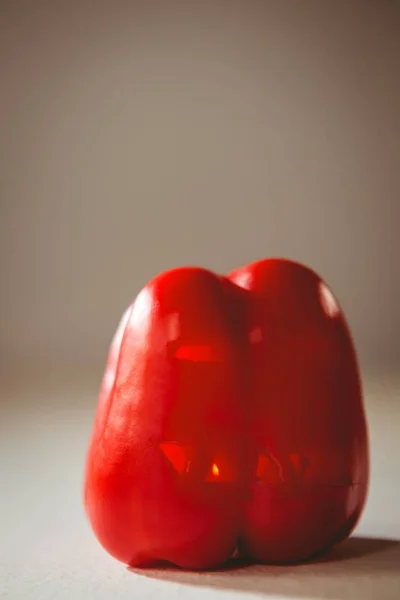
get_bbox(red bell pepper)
[84,258,369,569]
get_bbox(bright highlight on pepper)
[211,463,220,477]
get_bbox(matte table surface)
[1,369,399,600]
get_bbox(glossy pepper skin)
[84,258,369,569]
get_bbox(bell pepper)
[84,258,369,569]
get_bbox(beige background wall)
[1,0,399,374]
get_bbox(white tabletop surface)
[1,368,399,600]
